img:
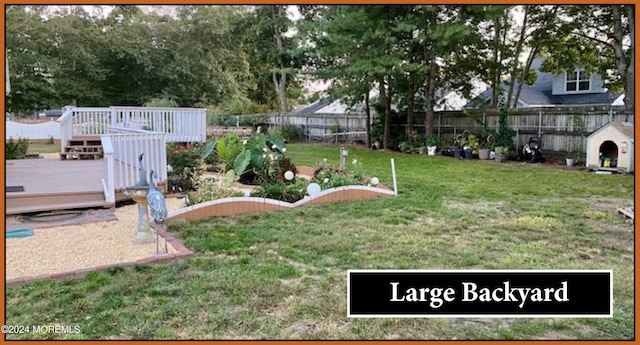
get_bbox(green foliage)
[494,107,516,150]
[215,132,244,172]
[311,157,367,190]
[426,133,439,147]
[185,176,243,206]
[233,150,253,178]
[45,136,55,145]
[167,142,206,191]
[6,137,29,160]
[279,124,306,142]
[3,143,635,340]
[251,178,309,203]
[144,97,179,107]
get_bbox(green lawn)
[26,142,60,154]
[5,143,635,340]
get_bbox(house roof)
[467,59,625,108]
[294,98,333,113]
[38,109,63,117]
[587,121,634,142]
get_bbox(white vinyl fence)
[6,120,60,140]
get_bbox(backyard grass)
[26,142,60,154]
[5,143,635,340]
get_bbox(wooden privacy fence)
[424,106,634,153]
[229,106,633,153]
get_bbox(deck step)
[6,190,112,215]
[60,136,104,161]
[59,151,103,160]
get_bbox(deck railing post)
[101,135,116,203]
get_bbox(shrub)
[251,178,308,203]
[311,157,366,190]
[279,124,305,142]
[6,137,29,160]
[185,175,243,206]
[167,143,206,191]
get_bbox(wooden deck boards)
[6,157,166,215]
[6,158,113,215]
[7,158,104,195]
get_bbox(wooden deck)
[6,157,168,215]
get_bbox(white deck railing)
[103,127,168,192]
[57,105,204,203]
[58,106,206,153]
[111,106,206,143]
[101,135,116,203]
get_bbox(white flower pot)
[427,146,437,156]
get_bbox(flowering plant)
[230,133,297,185]
[311,157,367,190]
[166,140,216,191]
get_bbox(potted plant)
[426,133,439,156]
[398,141,411,153]
[566,150,584,167]
[478,134,493,160]
[452,133,465,159]
[464,133,479,159]
[494,146,508,163]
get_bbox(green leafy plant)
[311,158,367,190]
[216,132,244,172]
[398,141,410,152]
[166,141,216,192]
[6,137,29,160]
[251,178,308,203]
[185,176,243,206]
[463,107,515,151]
[279,123,306,142]
[426,133,439,147]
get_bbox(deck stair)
[59,136,104,160]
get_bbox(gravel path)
[5,197,186,280]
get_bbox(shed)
[585,121,634,173]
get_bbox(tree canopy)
[6,4,633,138]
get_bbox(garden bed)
[167,183,394,223]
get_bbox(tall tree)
[5,6,57,115]
[537,5,633,109]
[248,5,302,113]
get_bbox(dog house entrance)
[598,140,618,168]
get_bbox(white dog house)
[585,122,634,173]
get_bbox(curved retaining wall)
[167,185,395,224]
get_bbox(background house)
[465,59,625,109]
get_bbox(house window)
[566,70,590,92]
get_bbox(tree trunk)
[513,46,539,109]
[385,82,393,151]
[506,6,529,109]
[424,10,437,136]
[379,76,393,150]
[425,62,436,136]
[272,6,288,114]
[378,77,388,149]
[406,70,415,144]
[490,17,501,108]
[364,91,371,149]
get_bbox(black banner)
[347,270,612,317]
